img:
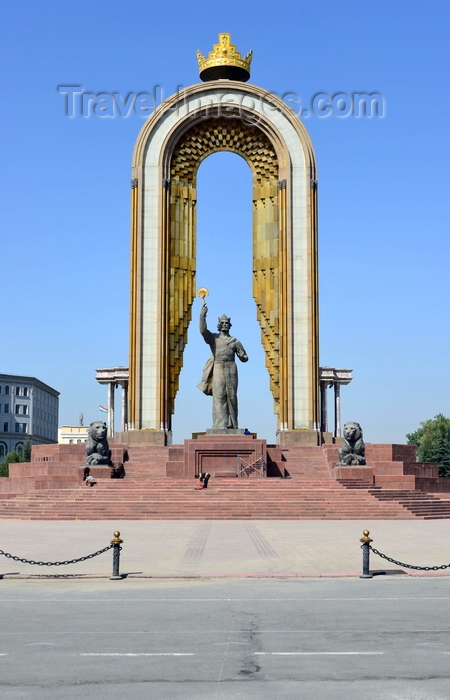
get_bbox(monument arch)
[128,36,319,443]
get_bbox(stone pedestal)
[332,465,374,482]
[277,430,319,446]
[78,465,112,481]
[166,434,267,478]
[113,430,172,446]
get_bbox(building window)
[5,386,9,395]
[69,439,73,444]
[0,442,7,458]
[15,423,27,434]
[23,388,28,397]
[16,442,24,454]
[4,404,9,414]
[3,423,8,432]
[15,387,20,396]
[15,405,28,416]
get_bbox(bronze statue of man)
[198,305,248,429]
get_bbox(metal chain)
[368,545,450,571]
[0,544,114,567]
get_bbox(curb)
[3,570,450,580]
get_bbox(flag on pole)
[99,405,108,413]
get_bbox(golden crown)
[197,33,253,83]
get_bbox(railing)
[237,455,266,478]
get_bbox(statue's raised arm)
[199,304,213,343]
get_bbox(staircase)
[366,485,450,519]
[1,477,450,520]
[1,443,450,520]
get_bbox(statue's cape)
[197,355,214,396]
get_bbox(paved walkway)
[1,520,450,578]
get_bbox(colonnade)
[95,367,129,437]
[96,365,351,440]
[319,367,353,438]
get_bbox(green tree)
[407,413,450,477]
[0,440,33,476]
[0,449,22,478]
[21,439,32,463]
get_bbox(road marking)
[0,654,7,656]
[1,596,449,603]
[254,652,384,656]
[80,653,194,657]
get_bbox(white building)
[58,425,89,444]
[0,374,59,458]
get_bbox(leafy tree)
[407,413,450,477]
[0,440,33,476]
[3,450,21,464]
[21,439,32,463]
[0,449,22,478]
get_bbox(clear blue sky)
[1,1,449,444]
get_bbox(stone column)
[320,381,328,433]
[107,381,115,438]
[121,382,128,432]
[334,382,341,438]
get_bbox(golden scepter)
[197,287,209,306]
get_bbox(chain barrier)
[0,544,114,567]
[0,531,124,580]
[359,529,450,579]
[368,545,450,572]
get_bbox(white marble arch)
[129,81,318,437]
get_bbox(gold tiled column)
[252,180,280,416]
[166,180,197,428]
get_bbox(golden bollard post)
[110,531,123,580]
[360,530,373,579]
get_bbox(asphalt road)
[1,576,450,699]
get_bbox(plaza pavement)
[1,519,450,579]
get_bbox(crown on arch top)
[197,33,252,83]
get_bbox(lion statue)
[85,421,111,465]
[338,422,366,466]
